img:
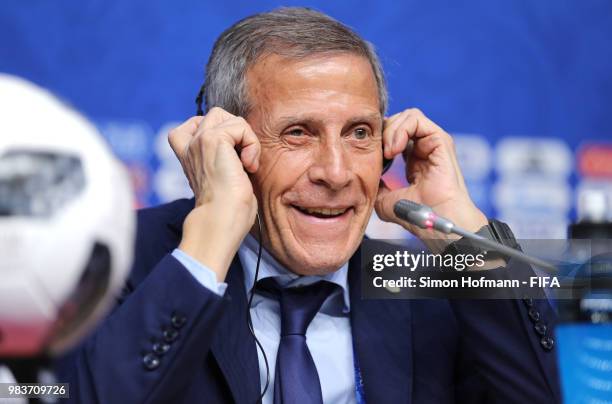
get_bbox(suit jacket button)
[143,353,160,370]
[171,313,187,329]
[153,342,171,355]
[528,308,540,322]
[163,327,179,343]
[540,336,554,351]
[534,322,547,336]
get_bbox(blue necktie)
[260,279,336,404]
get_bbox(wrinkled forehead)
[245,53,382,123]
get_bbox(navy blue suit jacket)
[57,198,561,403]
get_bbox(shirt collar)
[238,233,351,313]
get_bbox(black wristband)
[442,219,520,259]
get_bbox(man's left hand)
[375,108,488,253]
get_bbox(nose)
[307,138,352,190]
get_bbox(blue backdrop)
[2,2,612,400]
[1,0,612,239]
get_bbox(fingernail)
[384,140,392,156]
[247,153,259,172]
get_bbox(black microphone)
[393,199,558,273]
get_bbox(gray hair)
[201,7,388,117]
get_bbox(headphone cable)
[195,99,270,403]
[246,213,270,404]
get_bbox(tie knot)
[258,279,337,337]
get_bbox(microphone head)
[393,199,456,234]
[395,199,423,212]
[393,199,432,229]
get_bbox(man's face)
[246,53,383,275]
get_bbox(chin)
[281,238,359,276]
[270,203,371,275]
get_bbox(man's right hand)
[168,107,260,281]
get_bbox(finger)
[394,110,443,149]
[175,115,206,134]
[386,112,424,160]
[199,106,237,130]
[376,179,404,222]
[377,179,391,201]
[403,108,445,135]
[206,118,261,173]
[241,142,260,173]
[382,112,404,148]
[410,133,449,161]
[168,116,205,158]
[406,130,467,191]
[375,179,390,218]
[375,186,398,223]
[408,130,462,183]
[382,111,410,159]
[391,110,454,163]
[384,108,435,158]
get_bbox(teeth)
[302,207,347,216]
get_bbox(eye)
[352,127,369,140]
[287,128,305,137]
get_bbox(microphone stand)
[393,199,558,274]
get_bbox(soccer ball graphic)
[0,74,135,358]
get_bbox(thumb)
[375,180,419,224]
[375,179,395,222]
[168,116,205,159]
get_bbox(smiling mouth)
[291,205,352,219]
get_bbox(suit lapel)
[349,249,414,404]
[166,198,260,403]
[210,256,261,404]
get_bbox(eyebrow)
[275,112,383,129]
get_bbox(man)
[59,7,560,403]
